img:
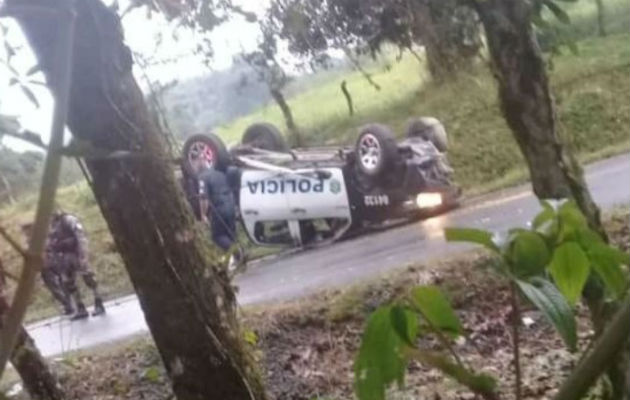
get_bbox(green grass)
[216,0,630,193]
[216,53,430,146]
[1,11,629,321]
[0,181,131,322]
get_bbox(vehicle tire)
[182,133,230,175]
[242,122,289,152]
[406,117,448,152]
[355,124,399,179]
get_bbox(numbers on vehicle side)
[364,194,389,206]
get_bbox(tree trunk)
[0,260,65,400]
[595,0,607,37]
[473,0,628,397]
[270,87,302,147]
[13,1,267,399]
[473,0,603,232]
[340,80,354,116]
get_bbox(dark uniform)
[180,168,204,221]
[47,212,105,319]
[199,168,237,251]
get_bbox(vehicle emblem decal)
[329,179,341,194]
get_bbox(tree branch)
[553,295,630,400]
[341,47,381,91]
[0,5,75,377]
[0,226,27,258]
[0,129,47,150]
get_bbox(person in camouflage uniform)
[23,212,105,319]
[47,211,105,319]
[21,223,73,316]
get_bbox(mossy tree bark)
[473,0,603,233]
[472,0,628,397]
[0,260,65,400]
[12,0,267,398]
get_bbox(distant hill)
[160,57,351,140]
[160,59,272,139]
[0,146,84,205]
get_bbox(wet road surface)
[26,154,629,357]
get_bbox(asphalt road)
[26,154,629,357]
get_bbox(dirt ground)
[3,209,628,400]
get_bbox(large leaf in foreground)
[445,228,498,252]
[510,231,550,277]
[516,277,577,351]
[588,243,629,299]
[549,242,590,305]
[411,285,463,336]
[355,306,409,400]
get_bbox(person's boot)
[62,304,75,316]
[70,303,89,320]
[92,297,106,317]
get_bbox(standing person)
[182,152,243,270]
[47,211,106,320]
[21,223,74,316]
[200,167,238,252]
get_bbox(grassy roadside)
[3,207,627,399]
[1,26,629,322]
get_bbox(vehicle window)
[254,220,293,245]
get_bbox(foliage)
[447,200,629,350]
[355,201,629,399]
[354,289,497,400]
[215,30,629,192]
[265,0,481,78]
[0,146,44,204]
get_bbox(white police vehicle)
[181,118,460,248]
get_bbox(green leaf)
[533,201,559,239]
[549,242,590,305]
[354,306,409,400]
[588,243,629,298]
[410,286,462,336]
[509,231,550,277]
[533,201,555,229]
[4,41,15,59]
[575,228,605,250]
[408,349,497,396]
[19,84,40,108]
[25,64,40,76]
[543,0,571,24]
[516,278,577,351]
[390,306,419,346]
[558,201,588,240]
[445,228,498,252]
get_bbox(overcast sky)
[0,0,266,152]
